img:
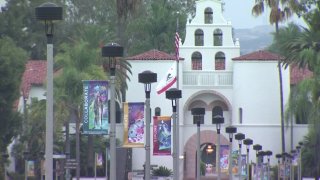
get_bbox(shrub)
[152,166,173,177]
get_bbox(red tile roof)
[290,65,313,85]
[125,49,183,60]
[233,50,284,61]
[21,60,47,98]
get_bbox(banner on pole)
[96,153,103,167]
[82,80,109,135]
[123,102,145,148]
[220,145,229,172]
[153,116,171,155]
[27,161,35,177]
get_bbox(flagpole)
[175,13,180,180]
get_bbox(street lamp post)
[253,144,262,164]
[257,151,266,180]
[191,108,205,180]
[298,141,303,180]
[276,154,282,180]
[235,133,245,180]
[35,3,62,180]
[102,43,124,180]
[282,152,289,180]
[212,115,224,180]
[253,144,262,180]
[166,88,182,180]
[296,145,301,180]
[265,150,273,180]
[139,70,157,180]
[23,151,30,180]
[225,126,237,180]
[243,138,253,180]
[291,150,297,180]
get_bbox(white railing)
[183,71,233,87]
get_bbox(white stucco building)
[13,0,310,179]
[125,0,309,179]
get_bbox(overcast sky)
[0,0,305,29]
[223,0,306,29]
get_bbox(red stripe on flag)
[156,77,177,94]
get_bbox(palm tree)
[270,5,320,177]
[55,40,107,177]
[252,0,303,154]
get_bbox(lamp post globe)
[166,88,181,180]
[191,108,205,180]
[102,42,124,180]
[139,70,157,180]
[35,3,62,180]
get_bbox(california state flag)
[156,62,177,94]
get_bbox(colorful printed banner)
[27,161,35,177]
[96,153,103,167]
[153,116,171,155]
[220,145,229,172]
[123,102,145,148]
[82,80,109,134]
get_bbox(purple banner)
[220,145,229,172]
[123,102,145,148]
[153,116,171,155]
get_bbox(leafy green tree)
[0,0,67,59]
[252,0,304,154]
[269,3,320,177]
[0,36,27,152]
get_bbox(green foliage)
[152,165,173,177]
[0,36,27,151]
[200,161,206,176]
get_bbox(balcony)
[183,70,233,87]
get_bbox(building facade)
[125,0,308,179]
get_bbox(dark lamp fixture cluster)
[102,43,124,57]
[35,2,62,36]
[244,138,253,146]
[225,126,237,142]
[138,71,157,98]
[166,88,182,112]
[253,144,262,151]
[102,43,124,75]
[235,133,245,147]
[191,108,205,127]
[212,115,224,133]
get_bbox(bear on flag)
[156,62,177,94]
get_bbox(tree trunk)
[87,135,94,176]
[276,21,286,155]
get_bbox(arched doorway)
[183,130,229,179]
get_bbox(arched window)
[215,52,225,70]
[155,107,161,116]
[214,29,223,46]
[212,106,223,122]
[195,29,204,46]
[204,7,213,24]
[192,52,202,70]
